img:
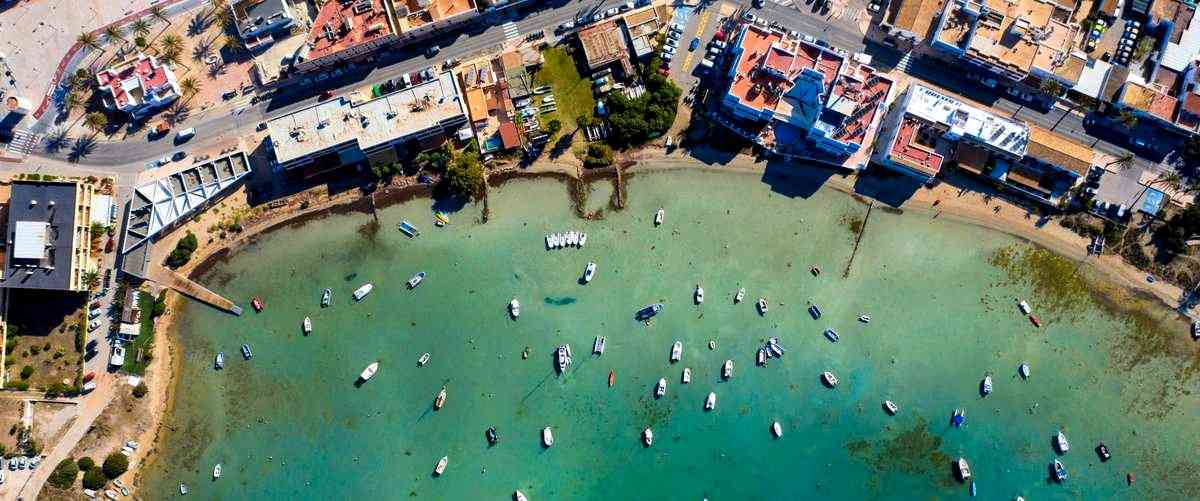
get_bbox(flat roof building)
[930,0,1082,87]
[2,180,94,291]
[95,53,181,118]
[232,0,297,48]
[267,71,467,172]
[578,20,635,76]
[294,0,400,73]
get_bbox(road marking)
[502,21,521,42]
[680,10,713,72]
[5,130,40,157]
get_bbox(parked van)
[176,128,195,141]
[698,59,715,70]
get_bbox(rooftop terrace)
[890,118,945,176]
[727,25,843,116]
[936,0,1079,81]
[903,84,1029,158]
[306,0,397,61]
[397,0,476,30]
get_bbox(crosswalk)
[895,52,915,73]
[837,6,862,20]
[5,130,40,157]
[502,22,521,42]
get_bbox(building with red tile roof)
[294,0,401,73]
[95,53,181,118]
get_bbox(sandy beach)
[116,150,1191,495]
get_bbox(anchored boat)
[821,371,839,387]
[955,457,972,481]
[321,288,332,307]
[694,284,704,304]
[670,341,682,362]
[302,316,312,335]
[359,361,379,382]
[510,298,520,319]
[705,392,717,410]
[883,400,899,415]
[434,456,448,476]
[655,378,667,398]
[682,367,691,384]
[407,272,426,289]
[722,359,733,379]
[771,421,783,438]
[434,386,447,410]
[654,208,664,226]
[353,283,374,301]
[757,298,768,315]
[542,426,554,447]
[642,428,653,447]
[582,262,597,283]
[398,220,420,237]
[734,287,745,303]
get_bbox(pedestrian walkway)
[4,130,40,157]
[502,21,522,42]
[766,0,794,7]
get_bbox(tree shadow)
[192,38,214,63]
[547,130,576,160]
[186,12,213,37]
[164,102,191,125]
[67,136,98,162]
[207,62,227,79]
[42,128,72,154]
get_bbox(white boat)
[694,284,704,304]
[655,378,667,398]
[955,457,972,481]
[1052,459,1068,482]
[883,400,899,415]
[1055,430,1070,453]
[321,288,332,307]
[583,262,597,283]
[766,337,784,357]
[858,314,871,323]
[1018,300,1032,315]
[542,426,554,447]
[682,367,691,384]
[180,483,188,495]
[514,490,529,501]
[708,340,716,350]
[434,386,447,410]
[1192,320,1199,340]
[418,353,431,366]
[821,371,839,387]
[510,298,520,318]
[654,208,664,226]
[545,234,554,249]
[756,348,767,366]
[642,427,653,446]
[771,421,783,438]
[407,272,426,289]
[1018,362,1030,379]
[214,352,224,369]
[302,316,312,334]
[670,341,683,362]
[566,231,576,247]
[756,298,768,315]
[580,233,587,247]
[824,328,840,343]
[359,362,379,382]
[434,456,448,476]
[241,344,253,360]
[722,359,733,379]
[353,283,374,301]
[704,392,717,410]
[981,375,993,396]
[213,463,221,479]
[556,345,571,373]
[734,287,745,303]
[593,336,607,354]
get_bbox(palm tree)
[1052,95,1098,131]
[149,5,170,26]
[160,33,184,53]
[180,77,200,102]
[224,34,244,54]
[64,92,86,118]
[161,49,185,70]
[130,18,152,38]
[83,112,108,136]
[82,270,101,290]
[76,32,101,51]
[1039,79,1064,98]
[103,25,125,46]
[1108,152,1135,171]
[213,6,234,29]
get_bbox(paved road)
[28,0,637,170]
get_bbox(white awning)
[12,221,48,260]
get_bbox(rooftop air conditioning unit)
[30,200,37,206]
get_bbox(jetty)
[843,201,874,278]
[148,268,243,315]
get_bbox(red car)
[318,90,335,101]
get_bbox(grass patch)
[121,291,156,375]
[532,47,595,142]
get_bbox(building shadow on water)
[760,159,839,199]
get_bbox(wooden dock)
[148,268,243,316]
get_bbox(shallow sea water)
[142,169,1199,500]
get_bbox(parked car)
[425,46,440,58]
[318,90,335,101]
[605,7,619,16]
[665,38,679,48]
[558,21,575,32]
[689,37,700,51]
[172,151,187,161]
[175,128,195,142]
[621,1,634,11]
[670,23,684,33]
[443,57,460,68]
[88,319,101,331]
[742,12,756,22]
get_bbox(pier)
[843,201,874,278]
[147,267,243,315]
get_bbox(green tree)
[1039,78,1064,98]
[48,458,79,489]
[166,231,198,268]
[159,33,184,54]
[547,119,563,136]
[1118,109,1139,129]
[76,32,101,51]
[102,453,129,479]
[149,5,170,25]
[82,270,101,290]
[584,143,614,168]
[20,365,34,380]
[82,466,106,489]
[132,382,148,398]
[77,457,96,471]
[83,112,108,136]
[1107,152,1135,171]
[414,149,450,172]
[1182,134,1200,171]
[445,152,486,200]
[179,77,200,102]
[130,19,152,39]
[102,25,125,46]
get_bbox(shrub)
[166,231,199,268]
[152,291,168,318]
[132,382,148,398]
[82,466,106,489]
[77,457,95,471]
[20,365,33,379]
[583,144,614,168]
[48,458,79,489]
[102,453,128,479]
[5,381,29,391]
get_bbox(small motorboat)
[694,284,704,304]
[1018,299,1031,315]
[1018,362,1031,380]
[734,287,745,303]
[766,337,784,357]
[353,283,374,301]
[486,426,499,445]
[808,304,822,319]
[514,490,529,501]
[1095,442,1111,462]
[722,359,733,379]
[708,339,716,350]
[434,456,448,476]
[582,262,597,283]
[883,400,899,415]
[682,367,691,384]
[542,426,554,447]
[858,314,871,323]
[1055,430,1070,453]
[705,392,717,410]
[756,348,767,366]
[980,375,993,396]
[418,353,431,366]
[321,288,332,307]
[1127,472,1135,485]
[757,298,768,315]
[636,303,664,320]
[1192,320,1199,340]
[407,272,426,289]
[359,361,379,382]
[821,371,839,387]
[969,481,977,497]
[1051,459,1068,482]
[654,208,664,226]
[593,336,607,355]
[213,463,221,479]
[302,316,312,335]
[434,386,447,410]
[654,378,667,398]
[556,344,572,374]
[180,483,188,495]
[434,212,449,227]
[251,297,264,312]
[214,352,224,370]
[824,328,840,343]
[642,427,653,447]
[771,421,783,438]
[398,220,420,237]
[241,344,253,360]
[1029,314,1042,328]
[608,370,615,387]
[670,341,683,362]
[810,265,821,276]
[955,457,972,481]
[510,298,520,319]
[951,408,965,427]
[579,233,587,247]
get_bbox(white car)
[88,319,101,331]
[593,12,604,22]
[622,1,634,10]
[606,7,619,16]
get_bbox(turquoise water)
[142,170,1199,500]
